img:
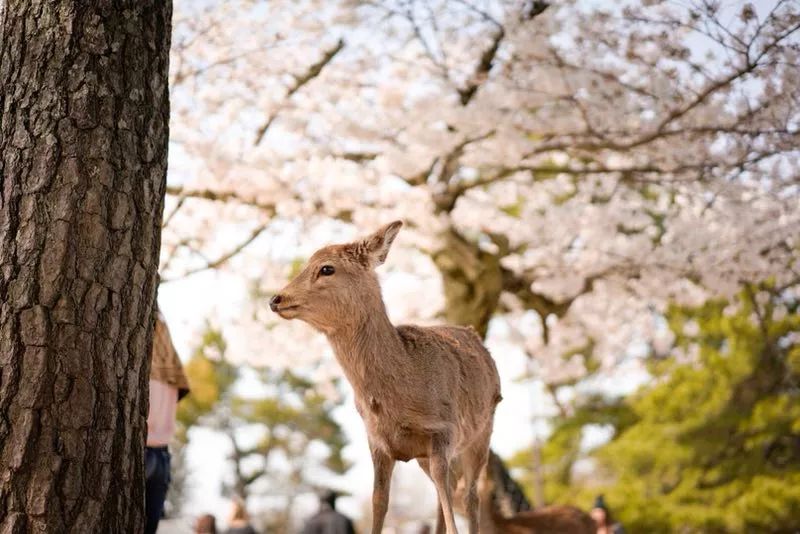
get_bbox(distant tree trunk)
[532,439,545,508]
[432,227,504,338]
[0,1,171,531]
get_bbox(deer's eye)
[319,265,335,276]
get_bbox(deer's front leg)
[429,434,459,534]
[371,443,395,534]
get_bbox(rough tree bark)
[432,227,504,338]
[0,1,171,531]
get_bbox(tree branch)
[161,222,271,282]
[254,39,345,145]
[458,25,505,105]
[399,130,495,190]
[520,17,800,159]
[165,185,278,214]
[501,264,630,344]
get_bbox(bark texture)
[0,1,171,531]
[432,227,504,338]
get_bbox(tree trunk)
[0,1,171,531]
[431,227,504,338]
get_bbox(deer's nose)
[269,294,283,311]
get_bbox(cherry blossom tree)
[161,0,798,402]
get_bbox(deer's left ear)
[356,220,403,268]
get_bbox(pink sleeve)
[146,379,178,446]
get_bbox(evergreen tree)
[514,283,800,532]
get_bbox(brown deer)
[490,507,595,534]
[452,451,595,533]
[270,221,502,534]
[455,451,597,534]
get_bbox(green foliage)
[533,158,567,182]
[232,368,350,476]
[509,395,636,505]
[176,324,236,437]
[523,284,800,532]
[553,185,579,206]
[167,324,237,513]
[175,322,350,507]
[500,197,524,218]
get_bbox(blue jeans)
[145,446,171,534]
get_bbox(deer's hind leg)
[429,434,459,534]
[417,458,446,534]
[462,431,491,534]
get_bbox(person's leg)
[145,447,171,534]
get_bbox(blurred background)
[155,0,800,532]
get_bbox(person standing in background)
[301,490,356,534]
[590,495,625,534]
[145,306,191,534]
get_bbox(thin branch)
[545,48,660,100]
[160,237,195,273]
[399,129,495,187]
[520,14,800,159]
[452,0,503,27]
[439,129,497,181]
[404,2,453,82]
[162,195,186,229]
[502,265,619,322]
[165,185,278,214]
[330,150,380,163]
[458,25,505,105]
[452,0,516,105]
[172,45,277,87]
[162,222,272,282]
[254,39,345,145]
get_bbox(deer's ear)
[356,220,403,268]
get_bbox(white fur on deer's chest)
[356,396,428,462]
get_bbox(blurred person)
[145,306,191,534]
[224,498,258,534]
[301,490,356,534]
[590,495,625,534]
[195,514,217,534]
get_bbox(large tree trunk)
[0,1,171,531]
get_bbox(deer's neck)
[326,306,406,397]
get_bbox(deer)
[453,451,595,534]
[489,507,595,534]
[270,221,502,534]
